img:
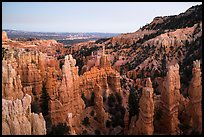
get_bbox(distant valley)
[3,29,120,45]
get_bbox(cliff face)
[188,60,202,134]
[160,63,180,135]
[2,94,46,135]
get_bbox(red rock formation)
[49,55,85,134]
[94,84,107,133]
[133,78,154,135]
[99,45,111,69]
[2,31,8,41]
[160,63,180,135]
[188,60,202,134]
[123,109,129,134]
[2,94,46,135]
[80,46,122,100]
[2,60,24,100]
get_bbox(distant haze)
[2,2,202,33]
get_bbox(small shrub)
[82,117,90,127]
[94,129,101,135]
[108,93,116,107]
[106,120,111,128]
[51,123,70,135]
[90,110,94,116]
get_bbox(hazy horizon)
[2,2,202,33]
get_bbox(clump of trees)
[108,93,125,128]
[49,123,70,135]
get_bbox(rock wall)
[2,94,46,135]
[160,63,180,135]
[188,60,202,134]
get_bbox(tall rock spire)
[160,63,180,135]
[188,60,202,134]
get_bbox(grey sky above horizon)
[2,2,202,33]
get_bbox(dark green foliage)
[108,93,125,128]
[115,92,122,105]
[76,58,84,75]
[180,36,202,89]
[94,116,97,121]
[32,87,37,96]
[59,61,64,70]
[94,129,101,135]
[155,108,162,121]
[90,92,95,106]
[40,84,50,116]
[106,120,111,128]
[31,101,39,113]
[79,46,99,57]
[82,117,90,127]
[81,93,88,108]
[141,5,202,31]
[82,130,88,135]
[95,38,111,44]
[50,123,70,135]
[90,110,94,117]
[161,53,167,77]
[57,55,65,60]
[137,30,164,44]
[111,111,124,128]
[108,93,116,107]
[128,89,140,118]
[2,47,7,59]
[56,49,60,53]
[31,59,36,64]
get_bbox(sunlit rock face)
[2,94,46,135]
[2,60,24,100]
[160,63,181,135]
[2,31,8,41]
[129,78,154,135]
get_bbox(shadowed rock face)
[2,94,46,135]
[188,60,202,134]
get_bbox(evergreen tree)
[41,84,50,116]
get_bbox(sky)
[2,2,202,33]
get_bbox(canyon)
[2,4,202,135]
